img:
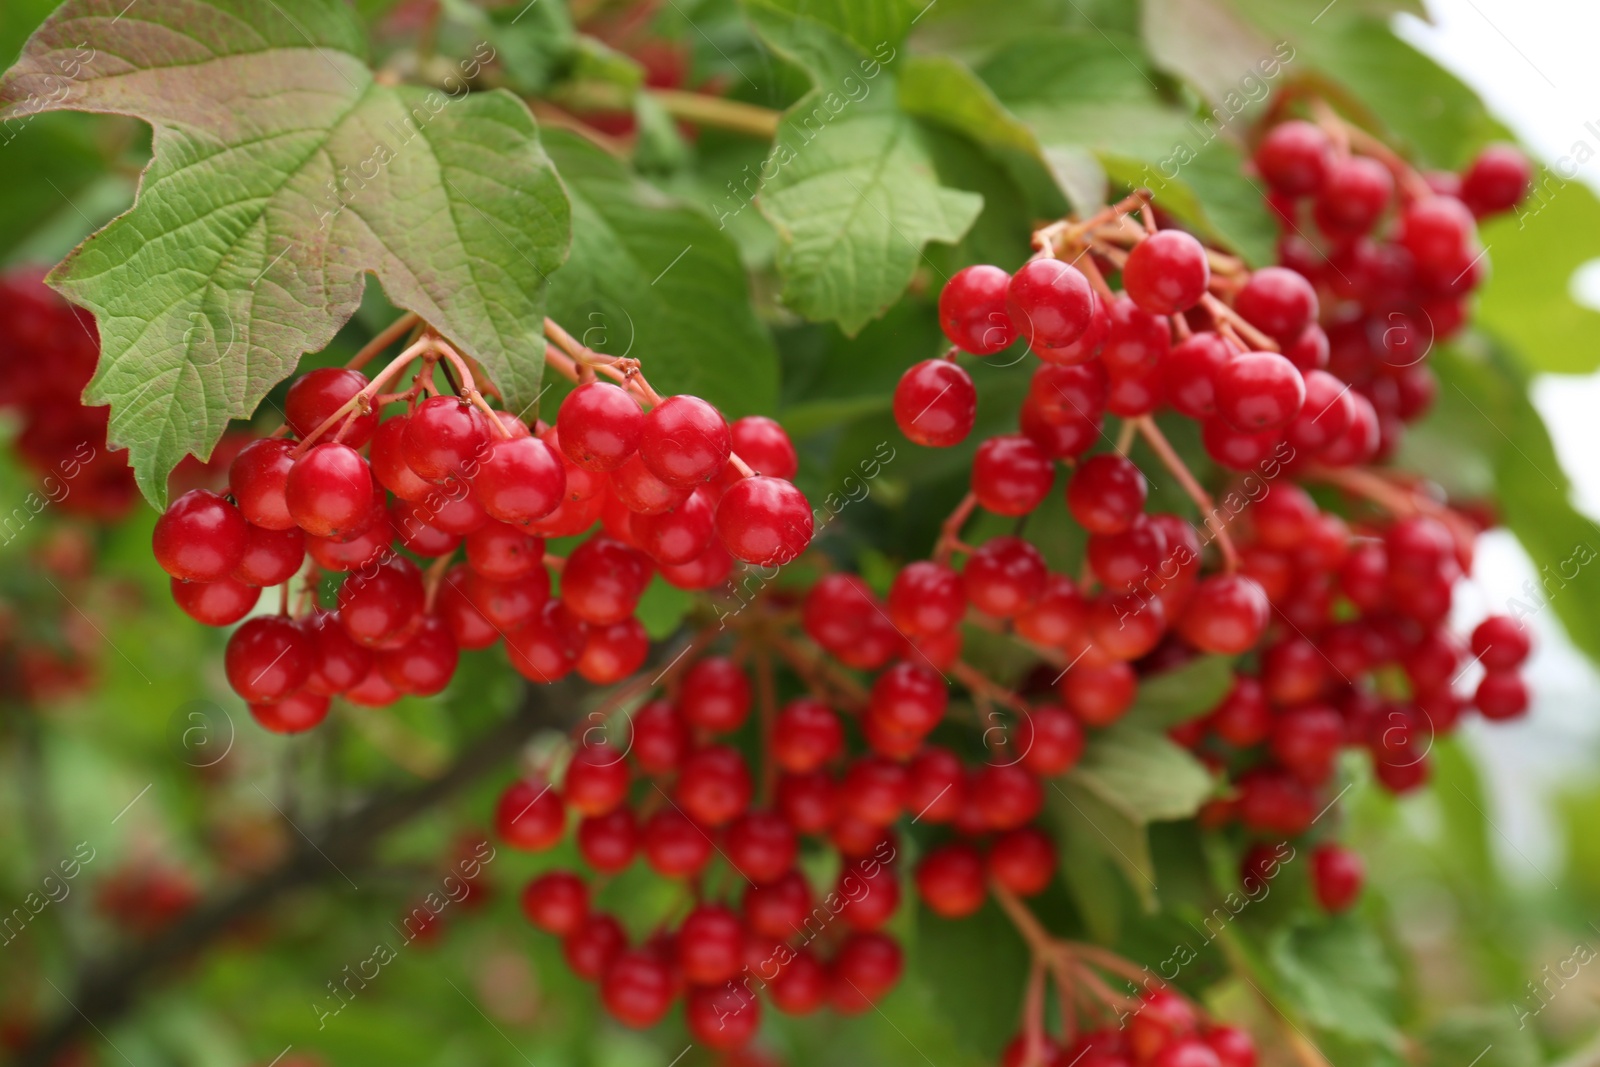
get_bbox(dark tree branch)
[14,678,580,1067]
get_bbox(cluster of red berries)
[0,270,136,520]
[148,350,813,734]
[1258,126,1531,460]
[1000,988,1256,1067]
[876,113,1533,915]
[500,652,920,1049]
[1185,495,1533,850]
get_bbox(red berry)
[894,359,977,447]
[472,436,566,525]
[680,656,753,733]
[1254,120,1334,196]
[715,475,814,564]
[1162,333,1232,419]
[1206,1028,1258,1067]
[829,932,903,1013]
[1177,575,1270,654]
[1123,230,1210,315]
[677,745,754,826]
[609,451,693,515]
[988,826,1057,896]
[375,615,459,696]
[888,560,966,635]
[285,443,378,540]
[1310,843,1364,912]
[231,523,304,587]
[686,983,760,1050]
[1007,258,1094,349]
[1398,196,1478,276]
[970,764,1043,830]
[724,811,798,885]
[338,556,424,647]
[639,395,731,487]
[1314,156,1394,236]
[915,841,986,918]
[1460,143,1532,217]
[769,946,828,1015]
[641,808,714,877]
[171,575,260,626]
[633,488,715,565]
[965,536,1047,617]
[1067,454,1147,534]
[1470,614,1531,670]
[565,742,631,816]
[1101,295,1171,375]
[1234,266,1318,343]
[868,662,948,737]
[1015,574,1090,649]
[600,950,674,1027]
[1061,661,1137,726]
[285,367,378,446]
[940,264,1017,355]
[496,779,565,850]
[1020,705,1085,777]
[153,489,248,582]
[973,434,1056,517]
[678,903,746,984]
[561,536,651,625]
[729,415,798,480]
[1129,988,1198,1060]
[563,913,626,980]
[557,382,644,472]
[403,396,489,482]
[1475,670,1529,719]
[1208,676,1270,747]
[465,522,545,581]
[1216,352,1305,432]
[771,698,841,774]
[576,808,637,873]
[224,616,312,703]
[521,870,588,934]
[249,690,330,734]
[229,438,298,530]
[630,699,691,776]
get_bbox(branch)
[14,678,585,1066]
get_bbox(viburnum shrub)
[2,0,1566,1060]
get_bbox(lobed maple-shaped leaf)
[0,0,571,506]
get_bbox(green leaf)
[1121,656,1236,731]
[0,0,571,505]
[1475,174,1600,374]
[1141,0,1280,107]
[898,54,1041,159]
[1226,2,1497,168]
[754,0,922,58]
[914,898,1030,1057]
[541,130,778,417]
[749,7,981,333]
[1052,723,1215,908]
[1420,341,1600,665]
[980,31,1276,262]
[1072,723,1216,824]
[1268,915,1403,1048]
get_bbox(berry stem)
[1310,97,1433,203]
[294,337,434,454]
[768,632,869,710]
[934,492,980,566]
[1200,293,1280,352]
[1134,416,1240,572]
[1021,957,1050,1067]
[754,646,778,806]
[951,660,1031,716]
[343,311,421,371]
[648,89,781,139]
[1305,464,1476,551]
[422,554,453,613]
